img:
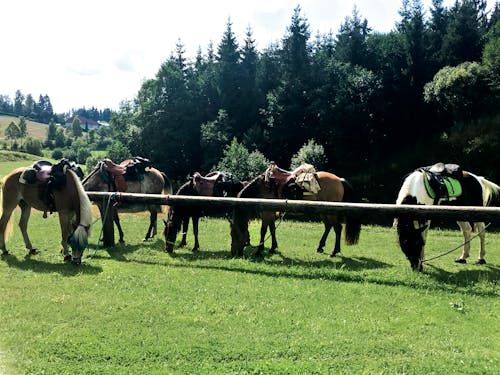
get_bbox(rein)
[257,200,288,247]
[423,222,491,263]
[89,192,120,258]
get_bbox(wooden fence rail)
[86,192,500,246]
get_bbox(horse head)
[396,196,428,271]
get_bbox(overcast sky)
[0,0,495,114]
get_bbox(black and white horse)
[395,163,500,271]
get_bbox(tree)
[14,90,24,116]
[5,121,20,148]
[46,120,57,141]
[442,0,488,65]
[200,109,231,171]
[72,117,83,137]
[334,6,372,68]
[18,116,27,146]
[423,62,493,122]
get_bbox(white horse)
[394,164,500,270]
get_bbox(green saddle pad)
[423,174,462,200]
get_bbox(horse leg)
[0,203,16,255]
[18,201,38,255]
[475,222,486,264]
[455,221,472,263]
[113,210,125,243]
[192,216,200,252]
[317,222,332,253]
[58,212,72,262]
[256,222,269,256]
[269,219,278,254]
[180,217,189,247]
[143,210,157,241]
[330,222,343,257]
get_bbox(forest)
[2,0,499,203]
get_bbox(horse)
[0,159,93,264]
[230,163,361,257]
[82,158,172,243]
[394,163,500,271]
[163,171,246,253]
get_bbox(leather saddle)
[101,157,152,192]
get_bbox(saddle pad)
[423,174,462,200]
[295,173,321,194]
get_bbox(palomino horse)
[0,160,93,264]
[395,163,500,271]
[163,171,245,253]
[230,163,361,257]
[82,158,172,243]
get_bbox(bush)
[23,137,43,156]
[215,138,269,180]
[51,148,63,160]
[290,139,328,170]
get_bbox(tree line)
[106,0,499,202]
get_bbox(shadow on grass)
[425,263,500,288]
[79,240,498,297]
[1,253,102,275]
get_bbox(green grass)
[0,212,498,374]
[0,155,498,374]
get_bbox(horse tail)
[68,170,93,252]
[341,179,361,245]
[0,177,14,242]
[479,177,500,207]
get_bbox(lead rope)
[89,192,118,258]
[422,222,491,263]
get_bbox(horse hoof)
[475,259,486,265]
[1,250,9,256]
[317,248,324,254]
[192,248,199,253]
[454,258,467,264]
[28,249,39,255]
[71,257,82,265]
[63,255,72,262]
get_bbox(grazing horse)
[0,160,92,264]
[395,163,500,271]
[230,163,361,257]
[82,158,172,243]
[163,171,245,253]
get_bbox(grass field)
[0,115,48,141]
[0,156,498,374]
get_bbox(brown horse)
[230,164,361,257]
[82,158,172,243]
[0,160,93,264]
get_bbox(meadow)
[0,155,498,374]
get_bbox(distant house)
[64,115,101,130]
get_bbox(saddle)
[19,159,82,217]
[101,157,152,192]
[420,162,463,203]
[266,162,321,198]
[192,172,222,196]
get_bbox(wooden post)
[97,202,115,246]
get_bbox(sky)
[0,0,495,114]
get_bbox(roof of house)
[65,115,100,126]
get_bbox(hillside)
[0,115,49,141]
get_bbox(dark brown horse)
[230,164,361,257]
[0,160,93,264]
[82,158,172,243]
[163,171,245,253]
